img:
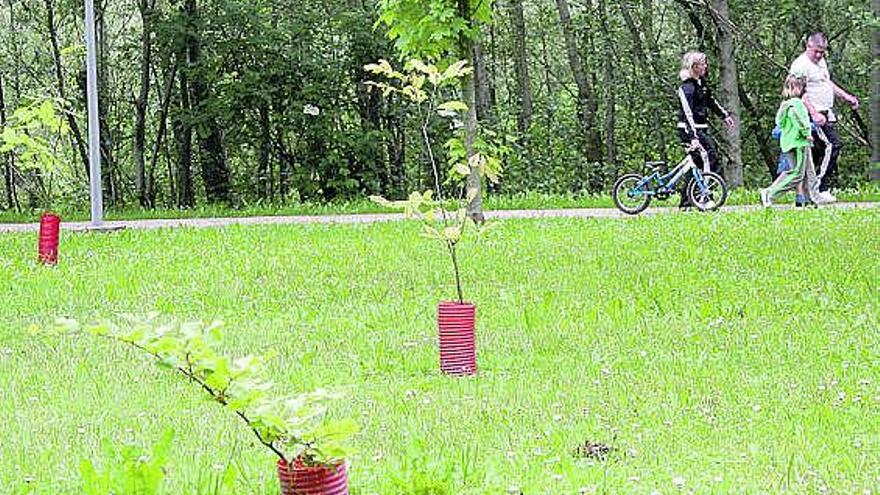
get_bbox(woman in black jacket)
[676,51,736,207]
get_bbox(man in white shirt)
[789,32,860,203]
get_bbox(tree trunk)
[710,0,743,187]
[175,64,194,208]
[0,72,17,211]
[618,1,668,163]
[871,0,880,180]
[135,0,155,207]
[43,0,90,180]
[386,97,406,197]
[675,0,708,49]
[738,84,776,179]
[597,1,616,169]
[258,104,273,200]
[509,0,533,135]
[472,38,494,122]
[184,0,231,204]
[458,0,483,222]
[149,62,178,208]
[555,0,601,164]
[274,125,292,201]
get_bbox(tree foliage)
[0,0,874,212]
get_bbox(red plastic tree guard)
[38,213,61,265]
[277,458,349,495]
[438,301,477,376]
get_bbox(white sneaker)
[816,191,837,204]
[759,188,772,207]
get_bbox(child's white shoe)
[759,188,772,207]
[816,191,837,204]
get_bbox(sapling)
[49,315,356,469]
[365,59,505,302]
[0,96,71,207]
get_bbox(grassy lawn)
[1,185,878,224]
[0,208,878,494]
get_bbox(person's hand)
[846,94,860,109]
[807,135,814,142]
[813,112,827,126]
[723,115,736,130]
[690,138,701,150]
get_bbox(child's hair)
[679,51,707,81]
[781,74,806,99]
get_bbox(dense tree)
[0,0,874,211]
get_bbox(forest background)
[0,0,877,212]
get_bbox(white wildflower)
[303,104,320,116]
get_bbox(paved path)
[0,202,876,233]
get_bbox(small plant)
[50,315,356,469]
[365,59,504,303]
[0,96,70,208]
[79,428,174,495]
[385,437,454,495]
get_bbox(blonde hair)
[781,74,806,99]
[679,51,707,81]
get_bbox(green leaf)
[442,60,471,81]
[452,161,470,176]
[437,101,468,115]
[204,356,231,389]
[443,226,461,242]
[421,225,443,240]
[78,459,103,495]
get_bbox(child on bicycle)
[760,74,817,207]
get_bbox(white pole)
[84,0,103,226]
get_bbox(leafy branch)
[0,96,69,174]
[46,315,356,467]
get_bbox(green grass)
[1,184,878,224]
[1,208,878,494]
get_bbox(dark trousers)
[676,129,718,205]
[676,129,719,173]
[812,119,842,192]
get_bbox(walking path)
[0,202,876,233]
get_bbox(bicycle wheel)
[687,171,728,211]
[613,173,652,215]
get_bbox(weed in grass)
[79,428,174,495]
[572,440,613,461]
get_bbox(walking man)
[789,32,860,202]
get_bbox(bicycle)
[612,145,728,215]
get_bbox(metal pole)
[84,0,103,226]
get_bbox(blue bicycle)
[612,145,728,215]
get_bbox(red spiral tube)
[438,301,477,376]
[277,458,349,495]
[38,213,61,265]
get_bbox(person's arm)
[800,95,826,126]
[831,80,859,109]
[705,83,735,130]
[792,100,812,137]
[677,83,699,144]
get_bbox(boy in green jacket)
[760,74,818,207]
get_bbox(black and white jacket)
[677,77,729,138]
